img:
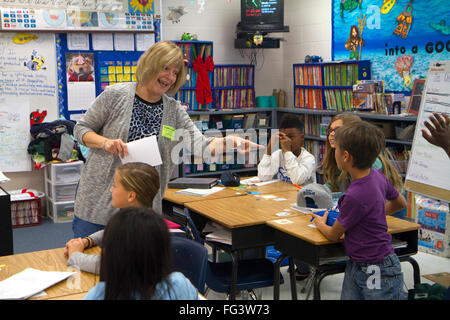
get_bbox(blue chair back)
[171,235,208,295]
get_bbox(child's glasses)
[326,127,338,136]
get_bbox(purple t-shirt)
[337,168,399,264]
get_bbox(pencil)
[293,184,302,190]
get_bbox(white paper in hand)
[121,136,162,167]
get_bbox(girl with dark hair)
[83,207,198,300]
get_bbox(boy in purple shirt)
[311,121,407,300]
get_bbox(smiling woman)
[72,41,262,238]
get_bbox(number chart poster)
[332,0,450,93]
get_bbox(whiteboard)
[405,61,450,202]
[0,32,58,172]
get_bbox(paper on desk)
[175,186,224,197]
[0,268,75,300]
[240,177,278,186]
[121,136,162,167]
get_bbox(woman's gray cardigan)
[73,82,213,226]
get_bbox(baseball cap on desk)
[297,183,334,209]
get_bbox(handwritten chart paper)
[0,97,31,172]
[0,32,58,120]
[406,61,450,201]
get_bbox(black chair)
[171,235,208,295]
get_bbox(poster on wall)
[66,52,96,111]
[129,0,154,14]
[0,97,31,172]
[332,0,450,93]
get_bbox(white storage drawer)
[45,161,84,184]
[47,199,75,223]
[45,181,78,202]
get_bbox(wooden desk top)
[185,190,303,229]
[266,215,421,246]
[163,187,246,205]
[163,178,298,205]
[241,180,299,194]
[0,247,100,300]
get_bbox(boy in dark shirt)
[311,121,407,300]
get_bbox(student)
[258,113,315,279]
[321,113,403,192]
[311,121,408,300]
[83,207,199,300]
[258,113,316,186]
[65,162,179,274]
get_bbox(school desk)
[184,190,301,299]
[267,215,421,300]
[0,246,100,300]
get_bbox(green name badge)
[162,125,175,140]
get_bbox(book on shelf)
[213,88,255,109]
[214,65,254,87]
[243,113,257,129]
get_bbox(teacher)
[72,41,261,238]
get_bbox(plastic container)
[256,96,277,108]
[313,209,340,226]
[45,181,78,202]
[45,161,84,184]
[47,199,75,223]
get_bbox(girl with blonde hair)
[65,162,179,274]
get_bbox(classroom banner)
[332,0,450,93]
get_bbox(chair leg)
[273,253,287,300]
[289,257,298,300]
[402,256,421,285]
[304,268,317,300]
[229,251,239,300]
[248,289,258,300]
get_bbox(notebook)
[168,177,218,189]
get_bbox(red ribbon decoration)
[193,55,214,106]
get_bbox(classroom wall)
[3,0,332,196]
[283,0,332,106]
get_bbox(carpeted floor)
[12,218,74,254]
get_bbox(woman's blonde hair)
[135,41,187,96]
[320,113,404,192]
[115,162,160,207]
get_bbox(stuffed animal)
[67,55,94,82]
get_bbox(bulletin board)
[56,32,151,120]
[332,0,450,93]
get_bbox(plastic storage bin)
[45,180,78,202]
[45,161,84,184]
[47,199,75,223]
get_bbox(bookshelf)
[180,108,274,177]
[176,107,417,179]
[293,60,371,111]
[213,64,256,109]
[173,40,214,110]
[276,108,417,181]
